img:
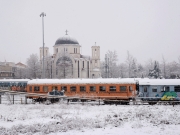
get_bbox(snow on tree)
[117,63,128,78]
[137,64,144,78]
[55,50,73,79]
[126,51,137,78]
[161,55,167,78]
[26,54,41,79]
[166,61,179,79]
[148,61,161,78]
[103,50,118,78]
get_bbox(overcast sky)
[0,0,180,64]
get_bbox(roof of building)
[55,34,79,45]
[16,62,26,68]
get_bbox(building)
[0,62,15,79]
[0,62,27,79]
[40,32,101,79]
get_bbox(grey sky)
[0,0,180,64]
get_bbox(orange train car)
[27,79,138,104]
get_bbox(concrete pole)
[40,12,46,78]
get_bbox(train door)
[143,86,148,97]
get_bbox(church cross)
[65,30,68,35]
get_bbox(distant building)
[40,31,101,78]
[0,62,27,79]
[16,62,27,69]
[0,62,15,79]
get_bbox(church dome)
[55,35,79,45]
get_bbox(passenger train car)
[2,78,179,105]
[138,79,180,104]
[26,79,138,104]
[0,79,29,92]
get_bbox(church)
[40,31,101,79]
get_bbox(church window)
[76,48,77,53]
[83,61,84,68]
[74,48,75,53]
[56,48,58,53]
[66,48,68,52]
[95,49,96,51]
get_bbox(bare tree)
[100,61,106,78]
[178,56,180,76]
[167,61,179,78]
[105,50,118,78]
[126,51,134,78]
[131,58,138,78]
[55,51,73,79]
[118,63,127,78]
[144,59,154,77]
[137,64,144,78]
[44,55,53,78]
[161,55,167,78]
[26,54,41,79]
[14,67,27,79]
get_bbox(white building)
[40,32,101,79]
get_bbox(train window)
[175,86,180,92]
[43,86,48,92]
[144,87,147,92]
[152,88,157,92]
[80,86,86,92]
[34,86,40,91]
[61,86,67,91]
[52,86,58,90]
[90,86,96,92]
[29,86,32,92]
[161,86,169,92]
[120,86,126,92]
[129,86,133,91]
[99,86,106,92]
[109,86,116,91]
[70,86,76,92]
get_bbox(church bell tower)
[91,43,101,78]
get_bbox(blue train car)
[0,79,30,91]
[138,79,180,104]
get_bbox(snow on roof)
[28,78,136,85]
[0,79,30,82]
[139,79,180,85]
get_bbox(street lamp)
[40,12,46,78]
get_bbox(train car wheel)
[148,102,157,105]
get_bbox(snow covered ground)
[0,101,180,135]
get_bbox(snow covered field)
[0,102,180,135]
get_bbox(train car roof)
[0,79,30,82]
[27,78,137,85]
[139,79,180,85]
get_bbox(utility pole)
[40,12,46,78]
